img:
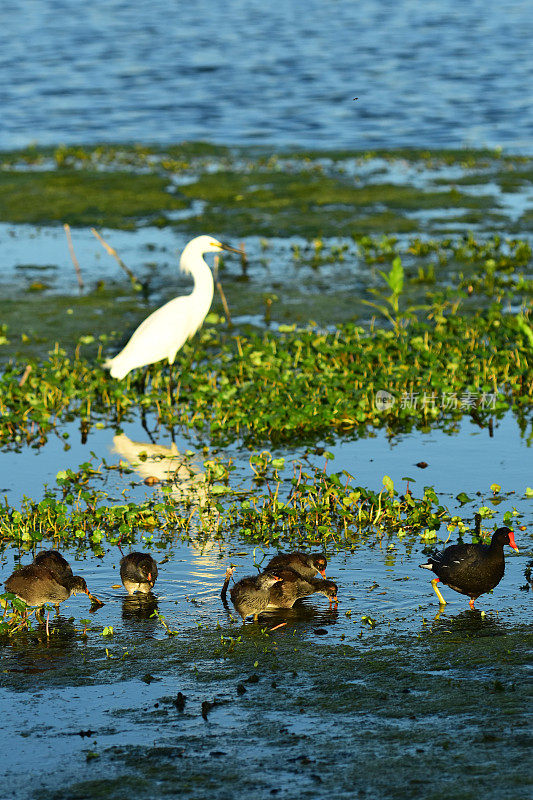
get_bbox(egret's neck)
[180,248,214,307]
[192,259,214,300]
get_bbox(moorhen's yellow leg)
[431,578,447,605]
[253,613,259,623]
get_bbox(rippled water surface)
[1,0,532,150]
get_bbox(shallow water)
[0,533,531,800]
[2,408,531,629]
[1,0,532,151]
[1,404,532,799]
[1,529,529,644]
[2,406,532,503]
[2,219,532,363]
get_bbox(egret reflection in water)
[111,434,226,604]
[112,433,208,506]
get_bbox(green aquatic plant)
[0,449,451,549]
[1,305,531,452]
[0,592,38,635]
[291,238,350,268]
[150,610,179,636]
[0,170,189,230]
[516,314,533,347]
[363,256,426,330]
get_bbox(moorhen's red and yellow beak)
[508,531,519,552]
[319,568,327,578]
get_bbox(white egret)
[105,235,241,379]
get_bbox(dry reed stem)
[213,255,232,327]
[64,223,84,290]
[91,227,138,283]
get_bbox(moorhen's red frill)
[419,526,519,608]
[225,570,282,621]
[120,552,158,595]
[264,552,327,580]
[267,568,338,609]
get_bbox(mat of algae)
[0,145,532,360]
[0,144,532,800]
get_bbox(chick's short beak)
[87,590,104,607]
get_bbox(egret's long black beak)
[219,242,245,255]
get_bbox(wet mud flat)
[1,614,531,800]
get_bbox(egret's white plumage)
[106,235,235,380]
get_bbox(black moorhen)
[267,568,338,608]
[120,552,158,595]
[264,552,327,580]
[223,570,282,621]
[419,526,519,608]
